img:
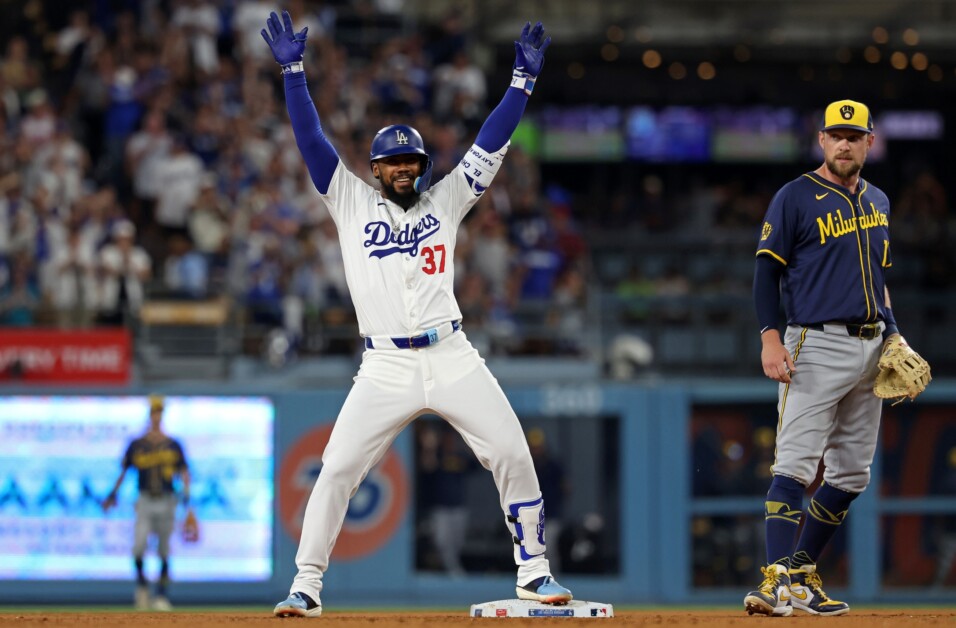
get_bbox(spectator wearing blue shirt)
[163,232,209,299]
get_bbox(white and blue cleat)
[274,591,323,618]
[516,576,573,605]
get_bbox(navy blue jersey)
[122,436,188,497]
[756,171,891,325]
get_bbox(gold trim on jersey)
[756,249,787,265]
[801,175,878,321]
[862,195,878,321]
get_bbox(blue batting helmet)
[369,124,429,161]
[369,124,433,193]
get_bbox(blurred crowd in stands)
[0,0,593,359]
[0,1,953,367]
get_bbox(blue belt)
[365,321,461,350]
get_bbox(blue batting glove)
[260,10,309,66]
[513,21,550,78]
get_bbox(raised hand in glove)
[260,10,309,67]
[181,508,200,543]
[514,21,551,78]
[874,334,932,404]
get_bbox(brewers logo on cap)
[821,99,873,133]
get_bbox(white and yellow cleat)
[744,564,793,617]
[789,564,850,616]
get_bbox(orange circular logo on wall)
[278,424,409,560]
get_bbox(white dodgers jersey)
[319,143,508,337]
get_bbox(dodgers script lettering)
[364,214,440,258]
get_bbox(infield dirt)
[2,609,955,627]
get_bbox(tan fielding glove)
[874,334,931,404]
[182,508,200,543]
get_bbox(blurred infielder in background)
[745,100,931,617]
[103,394,193,611]
[261,10,572,618]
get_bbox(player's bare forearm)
[181,468,191,501]
[102,469,127,511]
[109,469,127,495]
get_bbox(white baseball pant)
[290,331,551,601]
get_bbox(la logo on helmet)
[395,130,408,144]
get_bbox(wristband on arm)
[510,70,536,96]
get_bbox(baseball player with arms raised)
[261,10,572,618]
[744,100,930,617]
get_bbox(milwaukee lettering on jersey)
[757,172,892,326]
[363,214,440,258]
[816,206,888,244]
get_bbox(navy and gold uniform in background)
[122,430,188,498]
[103,395,190,611]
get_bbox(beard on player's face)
[826,152,864,179]
[382,180,420,209]
[821,131,869,181]
[376,157,422,209]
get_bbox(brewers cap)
[149,394,165,410]
[821,99,873,133]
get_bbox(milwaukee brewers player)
[261,11,571,617]
[103,395,190,611]
[745,100,918,617]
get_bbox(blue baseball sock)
[792,482,858,568]
[158,559,170,596]
[134,557,147,585]
[764,475,805,569]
